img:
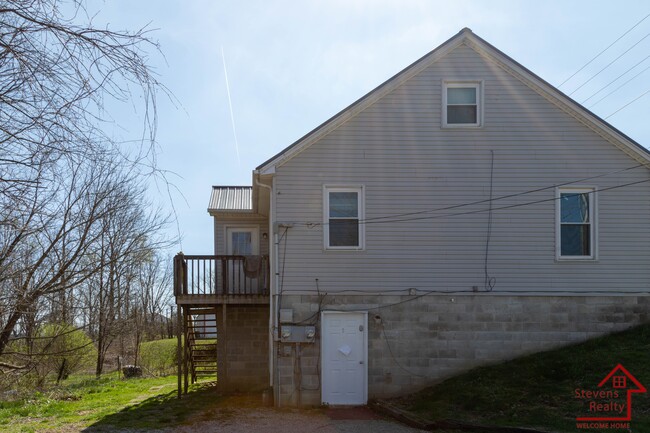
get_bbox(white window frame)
[442,80,483,128]
[555,187,597,261]
[224,226,260,255]
[323,185,365,250]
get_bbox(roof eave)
[255,28,470,173]
[207,209,256,217]
[255,28,650,173]
[462,33,650,165]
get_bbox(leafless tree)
[88,174,171,377]
[0,1,172,378]
[131,254,173,365]
[0,159,132,366]
[0,0,161,168]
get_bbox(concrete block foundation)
[217,304,269,392]
[273,294,649,407]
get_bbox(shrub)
[33,323,97,386]
[139,338,178,376]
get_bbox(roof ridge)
[255,28,650,173]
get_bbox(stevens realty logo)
[575,364,646,430]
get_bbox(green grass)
[395,323,650,432]
[2,325,649,433]
[0,375,228,432]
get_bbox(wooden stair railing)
[185,307,218,384]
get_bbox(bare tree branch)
[0,1,175,382]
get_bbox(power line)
[568,31,650,96]
[605,88,650,119]
[362,178,650,225]
[286,174,650,229]
[581,54,650,105]
[559,12,650,88]
[281,288,650,296]
[483,150,495,292]
[380,325,426,378]
[359,163,645,224]
[588,62,650,108]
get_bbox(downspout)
[254,172,275,393]
[271,178,281,406]
[273,228,280,406]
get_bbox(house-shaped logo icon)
[576,364,647,422]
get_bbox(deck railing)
[173,254,270,297]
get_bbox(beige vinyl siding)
[273,44,650,295]
[214,215,270,256]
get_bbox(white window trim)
[224,226,260,255]
[555,187,597,261]
[442,80,483,128]
[323,185,365,250]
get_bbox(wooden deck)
[175,294,268,305]
[173,253,270,398]
[173,253,270,301]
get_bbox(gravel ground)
[166,407,428,433]
[82,405,427,433]
[78,390,428,433]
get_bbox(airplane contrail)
[221,46,241,165]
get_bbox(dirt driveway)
[81,390,430,433]
[167,405,427,433]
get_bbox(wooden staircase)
[185,307,218,383]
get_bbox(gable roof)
[256,28,650,174]
[208,186,252,213]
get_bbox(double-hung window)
[443,81,482,127]
[324,186,364,249]
[557,187,596,259]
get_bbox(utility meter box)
[280,325,316,343]
[279,309,293,323]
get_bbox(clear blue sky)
[90,0,650,256]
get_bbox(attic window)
[443,81,482,127]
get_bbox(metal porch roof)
[208,186,252,212]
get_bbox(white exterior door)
[225,227,259,255]
[224,227,259,292]
[321,311,367,405]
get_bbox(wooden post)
[173,253,181,296]
[222,303,228,391]
[221,257,228,295]
[176,305,182,399]
[183,310,189,394]
[168,305,173,339]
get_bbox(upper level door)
[224,227,260,293]
[226,227,259,255]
